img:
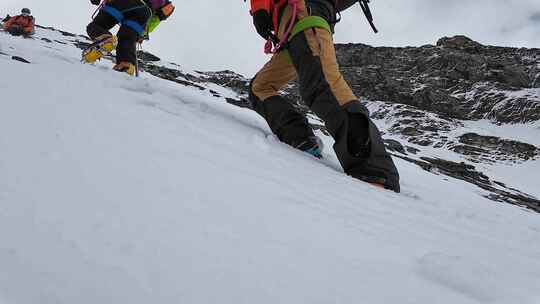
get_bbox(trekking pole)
[358,0,378,33]
[135,42,141,77]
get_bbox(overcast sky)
[2,0,539,76]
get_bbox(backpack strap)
[102,5,124,22]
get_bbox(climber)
[247,0,400,192]
[2,8,35,37]
[83,0,175,76]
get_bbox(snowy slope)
[1,28,540,304]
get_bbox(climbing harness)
[264,0,299,54]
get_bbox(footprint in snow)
[415,252,503,303]
[135,99,158,108]
[11,56,30,63]
[119,78,156,95]
[251,134,272,153]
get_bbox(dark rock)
[58,30,76,37]
[394,154,540,212]
[137,50,160,62]
[401,127,423,137]
[11,56,30,63]
[384,139,406,154]
[452,133,539,163]
[409,138,433,146]
[406,146,421,154]
[34,25,54,31]
[198,70,250,95]
[333,37,540,124]
[73,40,91,50]
[436,35,483,53]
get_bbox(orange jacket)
[250,0,289,32]
[250,0,273,14]
[3,15,35,34]
[250,0,354,32]
[250,0,357,20]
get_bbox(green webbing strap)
[138,0,159,38]
[288,16,332,42]
[279,16,332,63]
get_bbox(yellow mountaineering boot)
[82,34,118,63]
[113,61,136,76]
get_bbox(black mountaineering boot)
[335,102,400,192]
[249,81,321,157]
[309,97,400,192]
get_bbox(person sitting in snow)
[2,8,35,37]
[83,0,175,76]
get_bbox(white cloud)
[2,0,538,76]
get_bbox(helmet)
[21,8,31,16]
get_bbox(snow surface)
[1,28,540,304]
[365,101,540,199]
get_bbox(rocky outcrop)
[334,37,540,123]
[451,133,539,163]
[394,155,540,212]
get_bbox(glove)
[90,0,101,5]
[252,10,273,40]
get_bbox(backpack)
[335,0,358,12]
[147,0,175,20]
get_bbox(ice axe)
[358,0,378,33]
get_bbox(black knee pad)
[248,79,315,148]
[86,22,106,39]
[117,26,138,42]
[248,77,263,115]
[344,103,371,158]
[115,26,139,64]
[336,101,401,192]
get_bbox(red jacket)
[3,15,35,34]
[250,0,357,31]
[250,0,287,32]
